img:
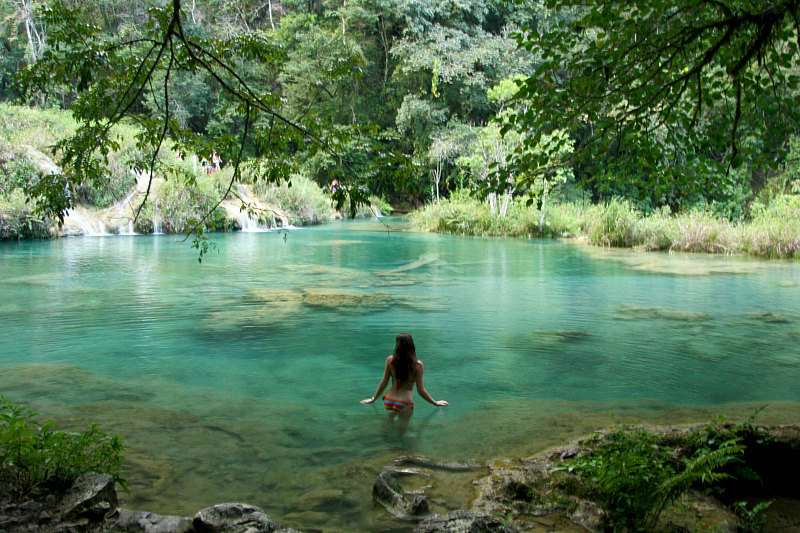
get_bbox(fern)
[647,438,744,529]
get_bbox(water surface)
[1,220,799,530]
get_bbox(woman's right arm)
[415,361,448,406]
[360,355,393,404]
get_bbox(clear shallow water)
[1,220,800,530]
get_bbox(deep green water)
[1,219,800,531]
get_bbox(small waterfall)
[65,209,109,236]
[118,220,136,236]
[153,207,163,235]
[276,212,293,229]
[235,184,271,232]
[115,179,139,235]
[238,210,270,232]
[371,205,383,219]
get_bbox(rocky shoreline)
[3,423,799,532]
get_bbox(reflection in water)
[1,223,799,531]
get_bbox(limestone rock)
[60,473,118,521]
[193,502,277,533]
[373,469,430,520]
[568,499,604,531]
[415,510,518,532]
[111,509,193,532]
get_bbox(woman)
[360,333,448,412]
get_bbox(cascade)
[235,184,271,232]
[237,210,270,232]
[153,206,164,235]
[65,209,109,236]
[115,187,138,235]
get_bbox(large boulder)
[193,503,283,533]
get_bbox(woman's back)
[388,355,419,396]
[360,333,448,411]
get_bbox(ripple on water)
[2,228,800,531]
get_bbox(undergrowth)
[413,194,800,259]
[0,396,125,498]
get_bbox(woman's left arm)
[360,356,392,404]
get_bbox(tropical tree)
[508,0,800,210]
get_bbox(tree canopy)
[1,0,799,237]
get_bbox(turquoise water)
[1,220,800,530]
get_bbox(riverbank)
[411,196,800,260]
[3,394,799,532]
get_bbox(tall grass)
[412,195,800,259]
[252,174,335,225]
[411,192,581,238]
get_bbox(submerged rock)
[579,246,761,276]
[615,304,709,322]
[373,469,430,520]
[415,510,518,532]
[301,288,394,310]
[393,457,483,473]
[111,509,192,532]
[743,311,792,324]
[378,253,440,275]
[533,330,592,342]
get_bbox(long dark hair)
[393,333,417,383]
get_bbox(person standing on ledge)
[360,333,448,413]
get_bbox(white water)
[153,209,163,235]
[237,210,270,233]
[235,184,272,232]
[65,209,109,236]
[371,205,383,219]
[115,187,139,235]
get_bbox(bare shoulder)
[416,359,424,369]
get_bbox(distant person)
[360,334,448,414]
[329,179,339,194]
[212,151,222,172]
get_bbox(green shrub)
[670,210,735,254]
[632,207,677,251]
[253,174,335,225]
[583,198,640,247]
[146,171,234,234]
[0,396,124,497]
[740,195,800,258]
[571,430,743,531]
[542,201,585,237]
[733,500,772,532]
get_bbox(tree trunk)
[538,189,548,232]
[433,163,442,202]
[499,190,512,218]
[488,193,497,215]
[267,0,275,30]
[378,15,389,88]
[18,0,45,63]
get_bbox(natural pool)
[1,219,800,531]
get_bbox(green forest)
[2,0,800,253]
[3,3,800,532]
